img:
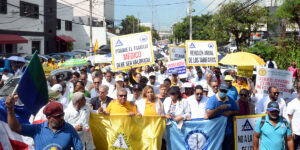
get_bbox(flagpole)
[12,84,19,95]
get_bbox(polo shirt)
[187,95,208,119]
[21,121,83,150]
[227,86,239,101]
[255,115,292,150]
[105,100,137,115]
[206,94,239,135]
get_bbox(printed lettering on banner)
[234,114,266,150]
[169,46,186,61]
[237,66,253,78]
[167,59,187,78]
[185,40,218,66]
[255,67,293,95]
[110,32,155,71]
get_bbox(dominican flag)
[0,99,34,150]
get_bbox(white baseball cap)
[51,84,62,92]
[115,75,124,82]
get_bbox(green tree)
[120,15,160,42]
[120,15,140,34]
[276,0,300,31]
[173,15,213,42]
[212,1,268,51]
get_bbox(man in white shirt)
[191,69,205,85]
[255,86,287,118]
[147,72,160,94]
[141,65,151,78]
[90,77,102,98]
[287,87,300,149]
[187,85,208,119]
[102,71,115,87]
[0,69,13,86]
[156,65,168,84]
[64,92,95,150]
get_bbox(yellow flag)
[89,113,166,150]
[94,40,99,53]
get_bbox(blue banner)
[165,116,227,150]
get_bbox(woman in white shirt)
[163,86,190,122]
[136,85,164,116]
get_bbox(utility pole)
[151,0,153,33]
[89,0,93,53]
[133,18,135,33]
[189,0,193,40]
[137,12,140,32]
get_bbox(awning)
[0,34,28,44]
[56,36,75,42]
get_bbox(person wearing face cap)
[147,72,160,94]
[253,101,294,150]
[170,70,183,88]
[5,95,83,150]
[128,84,143,103]
[206,83,239,150]
[182,82,194,99]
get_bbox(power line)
[195,0,217,15]
[105,1,190,7]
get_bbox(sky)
[114,0,268,31]
[114,0,227,31]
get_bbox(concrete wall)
[72,24,107,50]
[0,0,44,32]
[57,3,73,37]
[17,36,45,54]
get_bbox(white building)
[0,0,45,54]
[57,0,115,49]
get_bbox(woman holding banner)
[136,85,164,116]
[163,86,189,122]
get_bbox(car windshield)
[0,77,20,96]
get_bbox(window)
[65,21,72,31]
[57,19,61,30]
[20,1,39,19]
[0,0,7,14]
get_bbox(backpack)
[259,116,289,129]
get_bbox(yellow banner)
[89,113,166,150]
[237,66,253,78]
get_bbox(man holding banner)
[206,84,239,150]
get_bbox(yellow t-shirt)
[105,100,137,115]
[232,81,248,93]
[144,101,157,116]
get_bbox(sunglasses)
[170,93,177,95]
[271,92,280,95]
[94,82,100,84]
[118,95,127,97]
[239,94,248,97]
[196,93,203,96]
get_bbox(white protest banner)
[185,40,218,66]
[169,46,186,61]
[234,114,266,150]
[255,67,293,95]
[110,32,155,71]
[167,59,187,79]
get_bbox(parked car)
[0,76,20,99]
[21,54,56,63]
[72,49,91,57]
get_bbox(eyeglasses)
[195,93,203,96]
[271,92,279,95]
[118,95,127,97]
[94,82,100,84]
[52,113,64,119]
[239,94,248,97]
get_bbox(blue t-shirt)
[255,115,291,150]
[206,94,239,135]
[227,86,239,101]
[21,121,83,150]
